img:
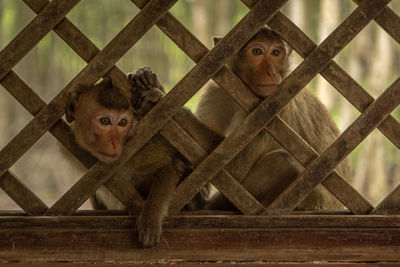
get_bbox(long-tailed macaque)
[196,26,351,211]
[65,68,219,247]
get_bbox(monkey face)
[73,97,135,164]
[233,38,288,98]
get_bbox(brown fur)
[197,27,351,211]
[66,71,181,248]
[65,68,223,247]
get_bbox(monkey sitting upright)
[196,26,351,211]
[65,68,193,248]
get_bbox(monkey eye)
[251,47,263,56]
[271,49,281,56]
[118,118,128,126]
[99,117,111,125]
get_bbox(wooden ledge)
[0,213,400,263]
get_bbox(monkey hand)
[128,67,165,115]
[136,211,162,248]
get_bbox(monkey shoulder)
[285,89,341,153]
[129,134,175,175]
[196,83,242,136]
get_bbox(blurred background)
[0,0,399,210]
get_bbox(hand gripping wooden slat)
[23,0,254,214]
[170,0,391,214]
[130,0,264,214]
[22,0,255,214]
[0,0,177,204]
[131,0,261,112]
[22,0,254,214]
[0,0,177,179]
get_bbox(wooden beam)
[0,215,399,262]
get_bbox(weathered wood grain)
[0,172,48,215]
[0,215,400,262]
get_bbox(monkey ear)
[213,37,223,46]
[65,91,76,123]
[286,45,293,56]
[65,85,85,123]
[102,76,113,88]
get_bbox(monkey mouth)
[256,83,278,87]
[253,84,278,98]
[97,151,119,162]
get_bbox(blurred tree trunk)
[353,26,392,204]
[389,0,400,191]
[216,0,232,37]
[0,0,5,146]
[191,1,211,48]
[316,0,340,110]
[347,28,368,193]
[287,0,305,68]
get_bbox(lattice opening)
[1,0,400,263]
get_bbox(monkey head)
[65,79,135,164]
[216,26,292,98]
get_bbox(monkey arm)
[135,162,180,248]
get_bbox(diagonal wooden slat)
[266,116,373,214]
[268,77,400,214]
[0,0,177,179]
[0,0,80,81]
[23,0,99,63]
[373,186,400,214]
[161,120,264,214]
[44,0,288,216]
[169,0,391,214]
[0,171,48,215]
[143,0,378,214]
[353,0,400,44]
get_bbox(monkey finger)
[136,67,152,89]
[135,75,147,89]
[150,73,159,88]
[134,95,144,110]
[127,72,134,82]
[143,69,152,88]
[138,71,151,89]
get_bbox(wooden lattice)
[1,0,400,264]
